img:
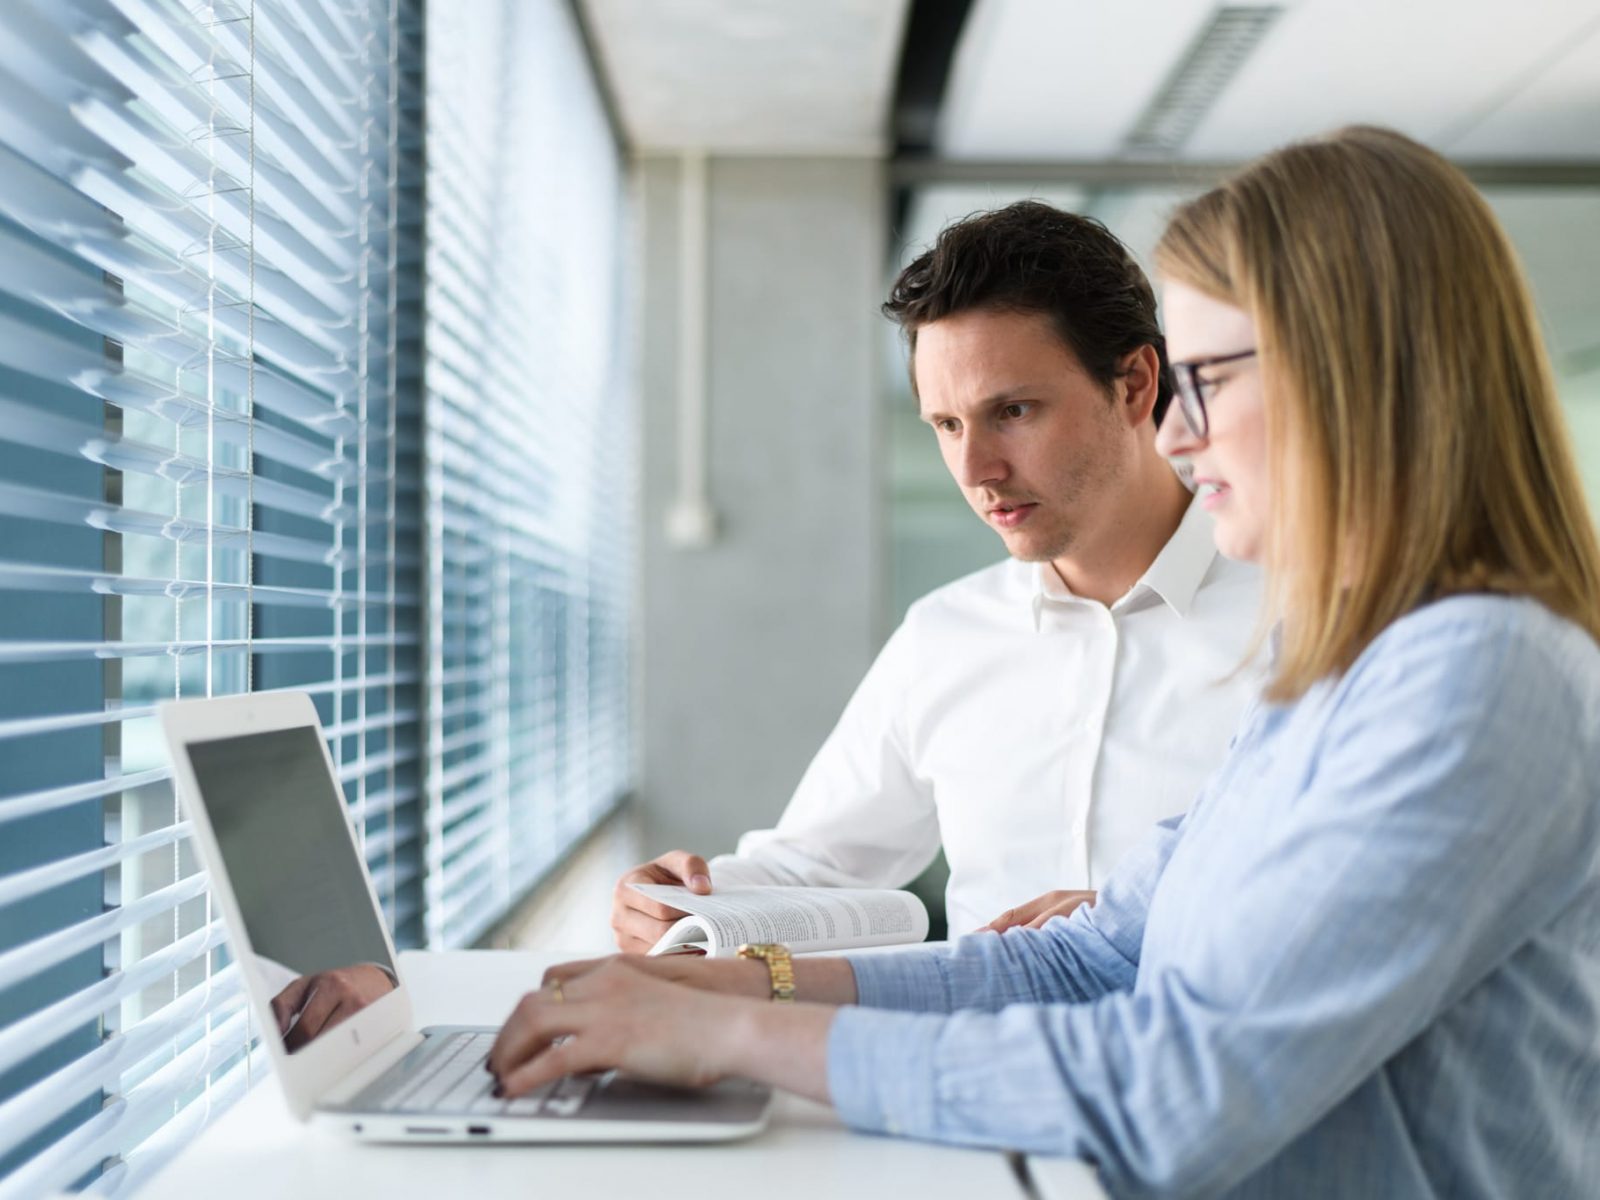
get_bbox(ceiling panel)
[1446,17,1600,159]
[938,0,1221,159]
[580,0,909,153]
[1186,0,1600,159]
[939,0,1600,162]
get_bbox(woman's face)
[1156,281,1270,563]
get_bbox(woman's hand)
[487,958,837,1103]
[541,952,771,999]
[541,951,860,1005]
[488,960,745,1094]
[980,889,1097,933]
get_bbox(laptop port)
[403,1126,450,1135]
[467,1125,491,1136]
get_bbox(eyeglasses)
[1167,349,1256,439]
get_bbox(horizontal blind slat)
[86,1042,267,1198]
[0,960,240,1184]
[0,922,231,1092]
[0,701,158,744]
[0,562,412,612]
[0,766,171,828]
[0,631,419,664]
[0,873,209,986]
[85,1043,265,1197]
[0,1003,255,1200]
[69,17,359,228]
[0,820,191,908]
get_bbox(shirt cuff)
[844,948,952,1012]
[827,1004,948,1138]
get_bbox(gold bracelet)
[736,942,795,1003]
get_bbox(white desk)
[145,950,1105,1199]
[1027,1157,1112,1200]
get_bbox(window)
[0,0,632,1191]
[422,0,633,947]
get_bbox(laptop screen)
[184,724,398,1054]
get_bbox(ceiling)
[938,0,1600,161]
[581,0,1600,161]
[581,0,1600,377]
[578,0,910,154]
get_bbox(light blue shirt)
[829,595,1600,1198]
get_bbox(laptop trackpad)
[589,1075,770,1124]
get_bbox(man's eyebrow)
[919,385,1046,423]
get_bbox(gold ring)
[547,979,564,1004]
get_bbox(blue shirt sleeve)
[827,601,1600,1196]
[844,810,1187,1014]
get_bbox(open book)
[632,884,930,957]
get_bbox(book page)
[633,885,929,957]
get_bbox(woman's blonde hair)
[1156,125,1600,701]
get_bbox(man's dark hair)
[884,200,1172,425]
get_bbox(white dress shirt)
[709,497,1264,935]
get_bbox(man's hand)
[270,963,397,1052]
[611,850,713,953]
[980,889,1097,934]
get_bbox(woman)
[487,128,1600,1198]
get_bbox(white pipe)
[665,149,718,548]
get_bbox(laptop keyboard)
[359,1030,597,1117]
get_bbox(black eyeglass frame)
[1168,349,1257,439]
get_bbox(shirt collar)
[1025,493,1219,629]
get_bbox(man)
[612,201,1262,950]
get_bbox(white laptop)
[161,690,772,1143]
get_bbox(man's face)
[915,309,1133,564]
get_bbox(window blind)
[423,0,634,948]
[0,0,422,1194]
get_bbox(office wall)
[635,157,885,856]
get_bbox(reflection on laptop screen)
[185,725,397,1054]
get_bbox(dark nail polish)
[491,1083,504,1099]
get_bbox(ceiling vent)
[1122,4,1284,157]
